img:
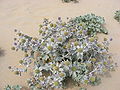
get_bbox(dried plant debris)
[114,10,120,23]
[4,85,22,90]
[9,14,115,90]
[71,13,108,35]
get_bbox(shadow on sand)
[0,48,5,57]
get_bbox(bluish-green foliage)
[72,13,108,35]
[4,85,22,90]
[114,10,120,22]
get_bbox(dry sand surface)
[0,0,120,90]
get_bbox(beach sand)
[0,0,120,90]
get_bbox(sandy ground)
[0,0,120,90]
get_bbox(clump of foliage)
[114,10,120,22]
[71,13,108,35]
[4,85,22,90]
[9,14,115,90]
[80,88,87,90]
[62,0,78,3]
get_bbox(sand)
[0,0,120,90]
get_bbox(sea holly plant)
[80,88,87,90]
[9,15,115,90]
[71,13,108,35]
[4,85,22,90]
[114,10,120,23]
